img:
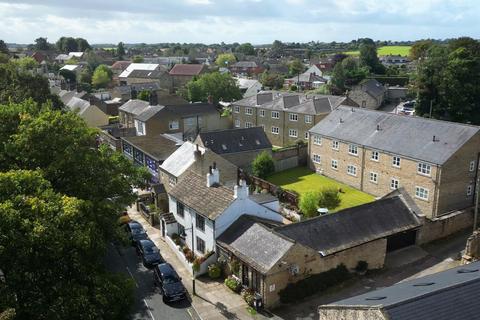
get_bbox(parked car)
[136,239,163,268]
[154,263,187,302]
[126,221,148,245]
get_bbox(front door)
[242,264,249,286]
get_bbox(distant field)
[343,46,411,57]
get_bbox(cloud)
[0,0,478,44]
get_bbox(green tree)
[59,68,77,84]
[79,68,92,84]
[34,37,50,51]
[85,49,102,70]
[318,188,341,210]
[260,71,284,90]
[341,56,369,85]
[359,38,382,73]
[330,62,346,93]
[0,53,9,64]
[0,40,8,54]
[76,37,91,51]
[409,40,434,60]
[132,55,144,63]
[216,53,236,67]
[56,36,78,53]
[117,42,126,59]
[92,64,113,88]
[237,43,255,56]
[299,191,321,218]
[11,57,38,70]
[288,59,304,76]
[65,56,79,65]
[252,151,275,179]
[184,72,242,103]
[137,90,151,102]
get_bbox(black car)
[154,263,187,302]
[126,221,148,245]
[136,239,163,268]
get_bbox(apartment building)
[231,91,357,147]
[308,106,480,220]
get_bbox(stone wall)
[417,208,473,244]
[319,307,386,320]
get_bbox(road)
[105,242,199,320]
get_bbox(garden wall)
[272,145,308,172]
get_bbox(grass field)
[343,46,411,57]
[267,167,375,212]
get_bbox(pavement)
[128,206,279,320]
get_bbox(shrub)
[228,259,240,276]
[299,191,321,217]
[174,237,181,246]
[192,259,200,272]
[171,233,179,240]
[241,288,256,306]
[290,84,298,91]
[224,276,241,293]
[252,151,275,179]
[208,263,222,279]
[319,188,341,210]
[355,261,368,273]
[278,264,351,303]
[182,246,190,255]
[185,250,195,263]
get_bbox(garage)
[386,229,418,252]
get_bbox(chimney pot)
[433,135,436,142]
[213,162,217,169]
[376,124,380,131]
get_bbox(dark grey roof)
[118,99,150,115]
[169,170,235,220]
[275,196,422,256]
[356,79,386,98]
[128,69,167,79]
[198,127,272,155]
[164,103,219,117]
[309,106,480,164]
[217,215,290,274]
[135,105,165,121]
[249,193,278,205]
[114,83,161,95]
[121,134,178,161]
[232,61,258,68]
[323,261,480,320]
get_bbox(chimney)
[207,163,220,187]
[376,124,380,131]
[131,88,137,99]
[433,135,437,142]
[149,91,158,106]
[207,95,213,104]
[234,178,249,200]
[194,144,202,160]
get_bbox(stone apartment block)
[308,106,480,222]
[231,91,357,147]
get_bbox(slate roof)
[197,127,272,155]
[309,106,480,164]
[128,69,167,79]
[135,105,165,121]
[217,215,290,274]
[160,141,206,177]
[122,134,179,161]
[232,61,258,68]
[169,170,235,220]
[114,82,161,95]
[66,97,90,115]
[163,103,218,116]
[111,61,131,70]
[356,79,386,98]
[118,99,150,115]
[58,90,86,105]
[323,261,480,320]
[169,64,205,76]
[275,196,422,256]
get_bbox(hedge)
[278,264,351,303]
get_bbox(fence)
[272,144,308,172]
[247,175,299,208]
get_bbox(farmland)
[343,45,411,57]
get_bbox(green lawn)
[343,46,411,57]
[267,167,375,212]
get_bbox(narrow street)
[105,242,200,320]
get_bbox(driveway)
[105,242,199,320]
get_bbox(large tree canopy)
[183,72,242,103]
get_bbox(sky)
[0,0,479,44]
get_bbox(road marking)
[126,266,139,288]
[143,299,155,320]
[187,308,195,320]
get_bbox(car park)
[126,221,148,245]
[154,263,187,302]
[136,239,163,268]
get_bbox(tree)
[0,40,8,54]
[184,72,242,103]
[216,53,236,68]
[59,68,77,84]
[117,42,126,59]
[318,188,341,210]
[260,71,284,90]
[341,57,369,85]
[65,56,79,65]
[359,38,382,73]
[137,90,151,102]
[269,40,285,58]
[409,40,434,60]
[0,53,9,64]
[330,62,346,93]
[76,37,91,51]
[288,59,304,76]
[56,37,78,53]
[132,55,144,63]
[299,191,321,218]
[92,64,113,88]
[11,57,38,70]
[79,68,92,84]
[85,49,102,69]
[34,37,50,51]
[237,43,255,56]
[252,151,275,179]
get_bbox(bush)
[278,264,351,303]
[174,237,181,246]
[299,191,321,217]
[290,84,298,91]
[241,288,256,306]
[355,261,368,273]
[182,246,190,255]
[208,263,222,279]
[185,250,195,263]
[319,188,341,210]
[171,233,179,240]
[224,276,241,293]
[228,259,240,276]
[192,259,200,272]
[252,151,275,179]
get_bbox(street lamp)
[181,224,196,295]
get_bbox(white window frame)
[369,172,378,183]
[415,186,429,201]
[233,106,240,113]
[347,165,357,176]
[245,121,253,128]
[390,178,399,190]
[392,156,401,168]
[470,160,476,172]
[371,151,379,161]
[259,109,265,117]
[136,120,145,135]
[288,128,298,138]
[313,135,322,145]
[305,115,312,124]
[271,126,279,135]
[234,119,240,128]
[348,144,358,156]
[271,111,279,119]
[312,154,321,164]
[289,113,298,122]
[417,162,432,176]
[304,132,309,140]
[245,107,253,115]
[331,159,338,170]
[169,120,179,130]
[332,140,339,150]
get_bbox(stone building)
[231,91,357,147]
[348,78,386,109]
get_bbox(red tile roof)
[169,64,205,76]
[111,61,132,70]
